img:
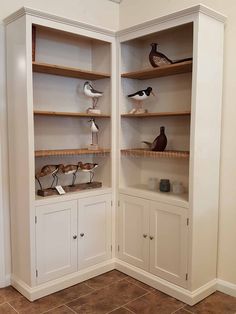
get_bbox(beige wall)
[0,0,119,30]
[120,0,236,285]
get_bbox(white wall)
[120,0,236,286]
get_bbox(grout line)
[106,291,150,314]
[84,276,127,291]
[171,305,195,314]
[64,304,77,313]
[7,302,19,313]
[124,277,156,293]
[123,306,136,314]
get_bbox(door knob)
[143,234,148,238]
[80,233,85,237]
[149,236,154,240]
[73,235,77,239]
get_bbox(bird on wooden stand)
[84,81,103,114]
[89,118,99,150]
[61,164,79,186]
[35,164,64,190]
[78,161,98,183]
[127,87,155,114]
[149,43,192,68]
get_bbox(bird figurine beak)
[151,91,155,96]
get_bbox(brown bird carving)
[35,164,64,190]
[142,126,167,151]
[62,164,79,186]
[78,162,98,183]
[149,43,192,68]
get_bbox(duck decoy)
[78,161,98,183]
[61,164,79,186]
[127,87,155,114]
[142,126,167,151]
[35,164,64,190]
[84,81,103,114]
[149,43,192,68]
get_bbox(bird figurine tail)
[142,141,153,149]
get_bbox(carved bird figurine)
[143,126,167,151]
[61,164,79,186]
[127,87,154,114]
[78,162,98,183]
[84,81,103,113]
[149,43,192,68]
[89,118,99,148]
[35,164,64,190]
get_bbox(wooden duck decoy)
[149,43,192,68]
[142,126,167,151]
[78,161,98,183]
[61,164,79,186]
[35,164,64,190]
[127,87,154,114]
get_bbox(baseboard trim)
[0,274,11,288]
[11,259,116,301]
[115,259,217,305]
[217,279,236,297]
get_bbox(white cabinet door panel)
[118,194,149,271]
[78,194,112,269]
[36,200,77,284]
[149,201,188,287]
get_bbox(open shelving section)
[119,23,193,199]
[33,24,112,191]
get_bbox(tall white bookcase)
[4,5,225,305]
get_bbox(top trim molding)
[3,7,116,36]
[3,4,226,37]
[117,4,226,37]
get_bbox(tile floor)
[0,270,236,313]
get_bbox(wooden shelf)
[121,61,192,80]
[34,110,110,118]
[121,111,191,118]
[32,62,110,80]
[121,148,189,159]
[35,148,110,158]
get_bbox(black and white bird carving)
[127,87,155,114]
[128,87,154,101]
[84,81,103,110]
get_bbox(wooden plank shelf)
[34,110,110,118]
[121,61,192,80]
[32,62,110,80]
[121,111,191,118]
[35,148,110,158]
[121,148,189,159]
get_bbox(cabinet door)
[36,200,77,284]
[78,194,112,270]
[118,194,149,271]
[149,201,188,287]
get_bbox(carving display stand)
[37,181,102,197]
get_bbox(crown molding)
[3,7,116,37]
[117,4,226,37]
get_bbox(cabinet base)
[37,181,102,197]
[115,259,217,306]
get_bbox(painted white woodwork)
[78,194,112,269]
[118,194,149,270]
[118,194,188,287]
[36,200,78,284]
[149,201,188,287]
[4,5,225,305]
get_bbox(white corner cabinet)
[5,5,225,305]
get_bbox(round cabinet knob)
[73,235,77,239]
[149,236,154,240]
[143,234,148,238]
[80,233,85,237]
